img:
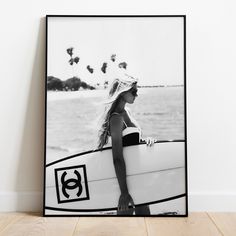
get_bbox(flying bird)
[101,62,107,73]
[66,47,74,57]
[118,62,127,69]
[74,57,80,64]
[87,65,94,73]
[111,54,116,62]
[68,58,74,65]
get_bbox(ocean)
[46,87,185,163]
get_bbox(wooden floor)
[0,213,235,235]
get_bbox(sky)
[47,17,184,86]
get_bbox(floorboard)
[208,213,236,236]
[1,212,236,236]
[0,213,78,236]
[0,213,26,233]
[73,217,147,236]
[145,213,223,236]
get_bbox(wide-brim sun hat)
[103,72,138,104]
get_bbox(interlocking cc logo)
[55,164,90,204]
[61,170,83,199]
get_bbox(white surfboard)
[45,140,186,214]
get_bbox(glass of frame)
[44,15,188,217]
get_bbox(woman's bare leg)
[117,208,134,215]
[135,205,150,215]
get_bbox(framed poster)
[44,15,188,216]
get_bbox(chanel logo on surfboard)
[61,170,83,199]
[55,165,90,204]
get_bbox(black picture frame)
[44,15,188,217]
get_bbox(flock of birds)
[66,47,128,74]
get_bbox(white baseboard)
[188,192,236,212]
[0,192,43,212]
[0,191,236,212]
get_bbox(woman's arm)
[110,114,134,211]
[142,137,156,146]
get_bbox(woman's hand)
[145,137,156,146]
[118,193,135,212]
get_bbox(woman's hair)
[97,74,138,149]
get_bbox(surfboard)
[45,140,186,214]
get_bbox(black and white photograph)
[44,15,187,216]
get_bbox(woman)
[97,73,155,215]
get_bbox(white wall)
[0,0,236,212]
